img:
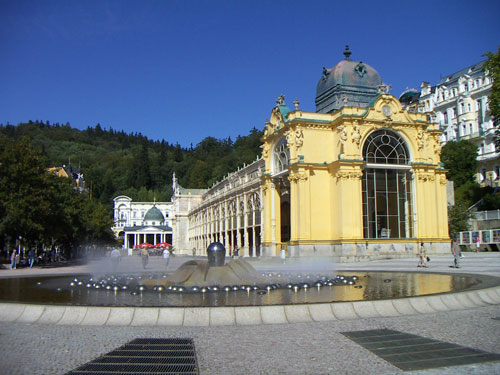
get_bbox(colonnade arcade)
[188,191,262,257]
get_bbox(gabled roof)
[437,60,486,86]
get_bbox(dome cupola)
[143,206,165,225]
[315,45,383,113]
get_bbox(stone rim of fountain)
[0,270,499,326]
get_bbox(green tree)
[483,45,500,148]
[440,140,478,188]
[448,201,474,240]
[0,136,115,256]
[0,136,54,248]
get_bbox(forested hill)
[0,121,263,207]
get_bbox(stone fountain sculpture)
[165,242,270,287]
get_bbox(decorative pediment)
[264,95,292,138]
[364,94,423,125]
[270,106,284,129]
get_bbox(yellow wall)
[261,95,450,258]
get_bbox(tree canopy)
[0,122,264,209]
[483,45,500,148]
[0,121,264,253]
[440,140,478,188]
[0,136,115,253]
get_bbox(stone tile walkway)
[0,252,499,374]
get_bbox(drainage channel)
[341,328,500,371]
[66,338,199,375]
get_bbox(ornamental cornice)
[335,170,363,181]
[301,122,332,130]
[416,172,435,182]
[288,172,308,183]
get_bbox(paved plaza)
[0,252,499,374]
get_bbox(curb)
[1,285,499,327]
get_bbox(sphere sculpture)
[207,242,226,267]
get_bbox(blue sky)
[1,0,499,147]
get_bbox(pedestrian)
[110,248,121,272]
[475,236,481,253]
[27,249,35,268]
[162,247,170,268]
[10,250,17,270]
[140,247,149,269]
[417,242,428,268]
[451,240,461,268]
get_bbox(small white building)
[112,196,173,249]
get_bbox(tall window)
[273,138,289,174]
[362,130,413,239]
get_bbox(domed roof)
[399,88,420,105]
[144,206,165,223]
[315,45,383,113]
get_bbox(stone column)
[242,193,249,257]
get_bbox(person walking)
[140,247,149,269]
[162,247,170,269]
[451,240,461,268]
[10,250,17,270]
[475,236,481,253]
[417,242,428,268]
[27,249,35,268]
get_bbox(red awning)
[155,242,172,248]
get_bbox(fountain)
[0,242,497,310]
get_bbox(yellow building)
[259,47,450,259]
[180,46,450,260]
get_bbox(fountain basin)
[0,271,497,307]
[0,270,499,326]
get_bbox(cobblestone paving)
[0,304,499,375]
[1,253,499,374]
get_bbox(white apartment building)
[417,60,496,186]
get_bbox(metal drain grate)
[67,338,199,375]
[341,329,500,371]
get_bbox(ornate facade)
[185,161,263,257]
[402,60,496,187]
[116,47,451,260]
[259,92,449,259]
[112,196,173,249]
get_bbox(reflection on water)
[0,271,489,307]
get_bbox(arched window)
[362,129,413,239]
[273,138,289,174]
[364,130,409,165]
